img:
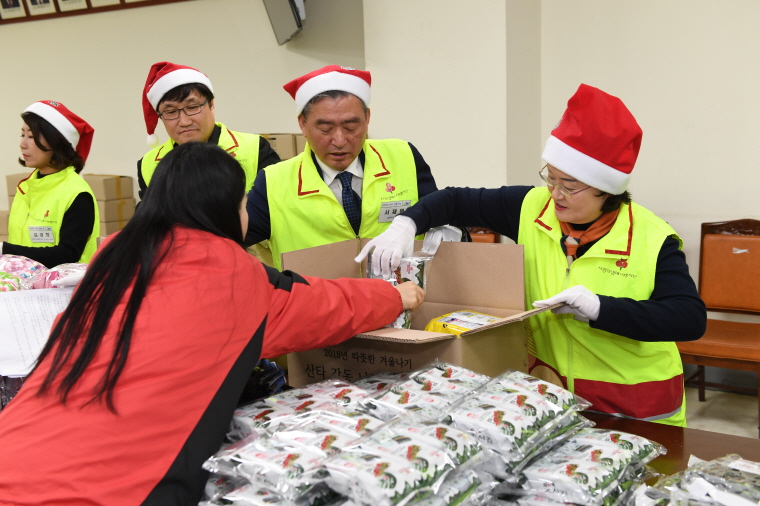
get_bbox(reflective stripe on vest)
[266,139,419,270]
[517,187,686,426]
[8,167,100,263]
[139,123,261,192]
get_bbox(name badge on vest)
[29,226,55,243]
[379,200,412,223]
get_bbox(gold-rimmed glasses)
[539,165,591,199]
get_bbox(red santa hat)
[142,61,214,146]
[283,65,371,115]
[23,101,95,163]
[542,84,642,195]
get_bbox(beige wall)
[3,0,759,287]
[0,0,364,200]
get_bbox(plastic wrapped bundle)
[30,262,88,289]
[367,251,432,329]
[0,254,46,290]
[509,428,665,505]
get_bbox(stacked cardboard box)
[81,175,135,236]
[6,172,31,210]
[0,210,8,242]
[261,133,307,161]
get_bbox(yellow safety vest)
[518,187,686,426]
[139,123,261,192]
[8,167,100,263]
[266,139,419,270]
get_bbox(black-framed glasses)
[538,165,591,199]
[158,98,209,120]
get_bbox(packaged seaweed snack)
[411,361,491,391]
[367,251,432,329]
[682,453,760,504]
[516,428,665,505]
[322,446,426,506]
[490,370,589,412]
[424,311,503,336]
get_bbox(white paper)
[0,288,73,376]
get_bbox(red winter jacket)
[0,227,401,506]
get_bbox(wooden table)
[587,412,760,477]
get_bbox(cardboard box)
[0,210,7,236]
[262,133,298,160]
[99,221,126,236]
[6,172,31,197]
[295,134,307,154]
[97,198,135,223]
[81,175,134,201]
[283,240,549,387]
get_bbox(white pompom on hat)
[283,65,371,115]
[542,84,642,195]
[23,100,95,163]
[142,61,214,146]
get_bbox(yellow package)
[424,310,502,337]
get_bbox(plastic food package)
[30,262,88,289]
[515,428,665,505]
[367,251,432,329]
[424,311,502,336]
[682,453,760,505]
[0,271,21,292]
[490,370,590,412]
[360,362,486,422]
[0,255,46,290]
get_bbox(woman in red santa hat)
[4,101,99,267]
[358,84,706,427]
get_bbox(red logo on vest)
[616,258,628,269]
[44,210,49,218]
[385,183,395,193]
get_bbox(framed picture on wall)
[90,0,120,5]
[56,0,87,12]
[0,0,27,19]
[25,0,55,15]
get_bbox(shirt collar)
[315,154,364,186]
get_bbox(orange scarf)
[559,209,619,260]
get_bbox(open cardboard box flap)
[282,239,554,341]
[282,239,553,385]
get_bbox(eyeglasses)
[158,98,209,120]
[539,165,591,199]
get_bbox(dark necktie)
[336,171,362,235]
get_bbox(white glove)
[421,225,462,255]
[50,271,86,287]
[355,215,417,278]
[532,285,601,322]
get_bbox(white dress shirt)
[315,156,364,207]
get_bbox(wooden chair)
[677,219,760,437]
[468,227,501,243]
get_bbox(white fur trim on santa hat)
[146,68,214,109]
[295,71,370,114]
[542,135,631,195]
[24,102,79,149]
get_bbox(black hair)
[34,142,246,411]
[301,90,368,120]
[157,83,215,110]
[19,112,85,173]
[597,190,632,213]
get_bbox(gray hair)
[301,90,368,119]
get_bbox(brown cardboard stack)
[0,210,8,242]
[6,172,31,210]
[282,240,551,387]
[81,175,135,236]
[261,133,307,161]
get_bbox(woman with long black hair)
[4,100,99,266]
[0,141,423,506]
